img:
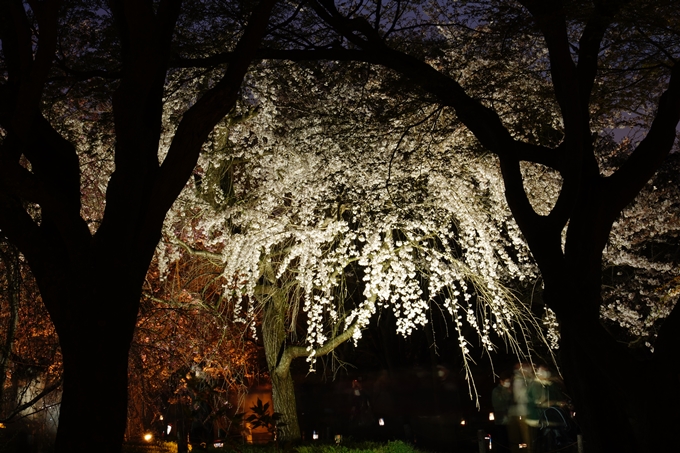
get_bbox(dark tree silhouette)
[0,0,276,451]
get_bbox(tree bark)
[262,291,302,442]
[271,364,302,441]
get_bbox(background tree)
[0,0,276,451]
[128,254,264,450]
[0,238,62,452]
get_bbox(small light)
[143,433,153,442]
[378,418,385,426]
[519,443,527,449]
[312,431,319,440]
[167,425,172,435]
[460,419,466,426]
[0,423,5,429]
[334,434,342,444]
[489,412,495,421]
[160,415,164,421]
[214,441,224,448]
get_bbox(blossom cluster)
[159,63,545,370]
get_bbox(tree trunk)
[545,272,680,453]
[558,316,680,453]
[261,292,302,442]
[271,364,302,441]
[55,328,133,452]
[557,315,638,453]
[41,257,144,453]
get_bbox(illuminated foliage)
[0,239,61,449]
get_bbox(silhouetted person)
[525,365,565,453]
[508,363,532,453]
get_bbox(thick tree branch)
[173,239,223,262]
[2,0,34,85]
[604,62,680,217]
[0,1,90,263]
[108,0,181,170]
[518,1,580,123]
[576,0,629,107]
[254,47,563,170]
[0,162,89,265]
[276,322,359,373]
[499,154,566,277]
[0,189,45,263]
[309,0,376,49]
[9,0,62,137]
[0,116,92,256]
[95,0,182,261]
[304,1,566,168]
[148,0,278,221]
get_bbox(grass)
[294,440,421,453]
[123,441,178,453]
[122,440,423,453]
